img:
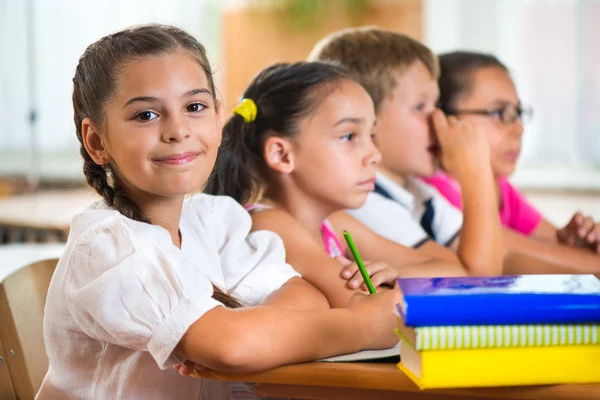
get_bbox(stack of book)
[394,274,600,389]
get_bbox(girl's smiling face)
[88,49,222,200]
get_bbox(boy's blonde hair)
[308,26,438,111]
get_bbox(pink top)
[245,203,344,258]
[423,171,543,236]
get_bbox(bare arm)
[453,165,504,276]
[329,211,466,278]
[250,208,358,308]
[503,251,579,275]
[530,218,559,244]
[420,240,462,264]
[262,276,330,310]
[175,286,400,372]
[176,306,358,372]
[503,228,600,273]
[433,110,504,276]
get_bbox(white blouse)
[36,194,300,400]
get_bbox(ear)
[263,135,295,174]
[81,117,112,165]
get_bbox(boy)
[309,26,600,274]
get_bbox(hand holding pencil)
[341,231,403,292]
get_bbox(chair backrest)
[0,336,17,400]
[0,258,58,400]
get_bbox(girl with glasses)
[425,51,600,256]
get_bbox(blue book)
[397,275,600,326]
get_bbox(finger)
[446,115,459,128]
[341,262,359,278]
[431,109,449,134]
[556,225,569,243]
[180,363,193,376]
[348,270,366,288]
[573,212,584,227]
[594,224,600,240]
[370,268,402,288]
[348,263,388,288]
[579,217,595,238]
[585,224,600,244]
[334,256,352,267]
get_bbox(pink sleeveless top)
[423,171,542,236]
[245,203,344,258]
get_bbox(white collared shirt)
[37,194,300,400]
[346,172,463,247]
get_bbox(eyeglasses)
[446,105,533,125]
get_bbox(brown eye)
[134,111,157,121]
[186,103,206,113]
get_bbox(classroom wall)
[220,0,423,113]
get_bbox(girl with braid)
[37,24,399,400]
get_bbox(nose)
[161,114,190,143]
[364,137,382,166]
[511,119,524,138]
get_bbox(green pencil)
[343,230,377,294]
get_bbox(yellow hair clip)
[233,98,258,123]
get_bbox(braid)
[73,24,242,309]
[212,289,243,308]
[81,151,114,207]
[82,153,242,308]
[111,179,149,224]
[81,150,150,224]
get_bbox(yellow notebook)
[398,340,600,389]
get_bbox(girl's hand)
[557,212,600,253]
[337,256,399,290]
[172,360,205,377]
[431,109,491,179]
[347,289,401,349]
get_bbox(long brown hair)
[73,24,241,308]
[437,51,508,113]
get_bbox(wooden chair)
[0,258,58,400]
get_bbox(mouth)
[504,151,521,162]
[154,152,201,165]
[358,177,376,191]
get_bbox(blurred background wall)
[1,0,599,196]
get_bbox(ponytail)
[205,114,262,204]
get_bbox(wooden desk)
[196,361,600,399]
[0,189,96,238]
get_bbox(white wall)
[424,0,600,189]
[0,0,221,179]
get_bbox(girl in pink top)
[205,62,465,309]
[426,171,541,236]
[428,51,600,252]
